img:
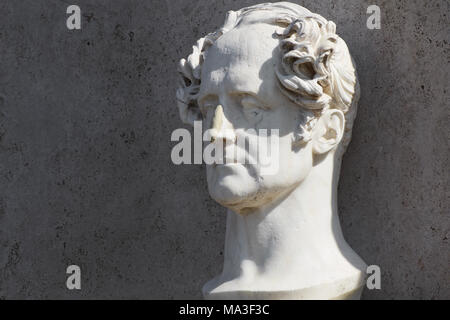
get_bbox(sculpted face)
[198,22,313,213]
[176,3,364,299]
[177,4,357,215]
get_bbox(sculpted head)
[176,2,359,214]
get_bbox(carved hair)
[176,2,359,155]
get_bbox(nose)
[210,105,236,143]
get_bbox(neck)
[203,152,367,299]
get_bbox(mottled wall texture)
[0,0,448,299]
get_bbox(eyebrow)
[229,90,264,105]
[197,90,263,109]
[230,90,259,97]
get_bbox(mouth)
[204,143,254,167]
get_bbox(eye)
[244,108,261,119]
[198,95,219,117]
[199,103,215,117]
[240,96,267,123]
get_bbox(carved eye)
[244,107,261,121]
[241,96,266,124]
[199,95,219,117]
[199,103,213,117]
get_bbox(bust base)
[203,272,366,300]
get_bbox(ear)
[312,109,345,154]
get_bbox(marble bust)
[175,2,367,299]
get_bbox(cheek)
[255,111,283,131]
[256,106,301,136]
[287,143,314,182]
[259,136,313,188]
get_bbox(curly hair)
[176,2,359,155]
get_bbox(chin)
[206,164,263,213]
[207,164,291,214]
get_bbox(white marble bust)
[176,2,367,300]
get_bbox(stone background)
[0,0,448,299]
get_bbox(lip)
[205,143,257,166]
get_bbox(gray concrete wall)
[0,0,448,299]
